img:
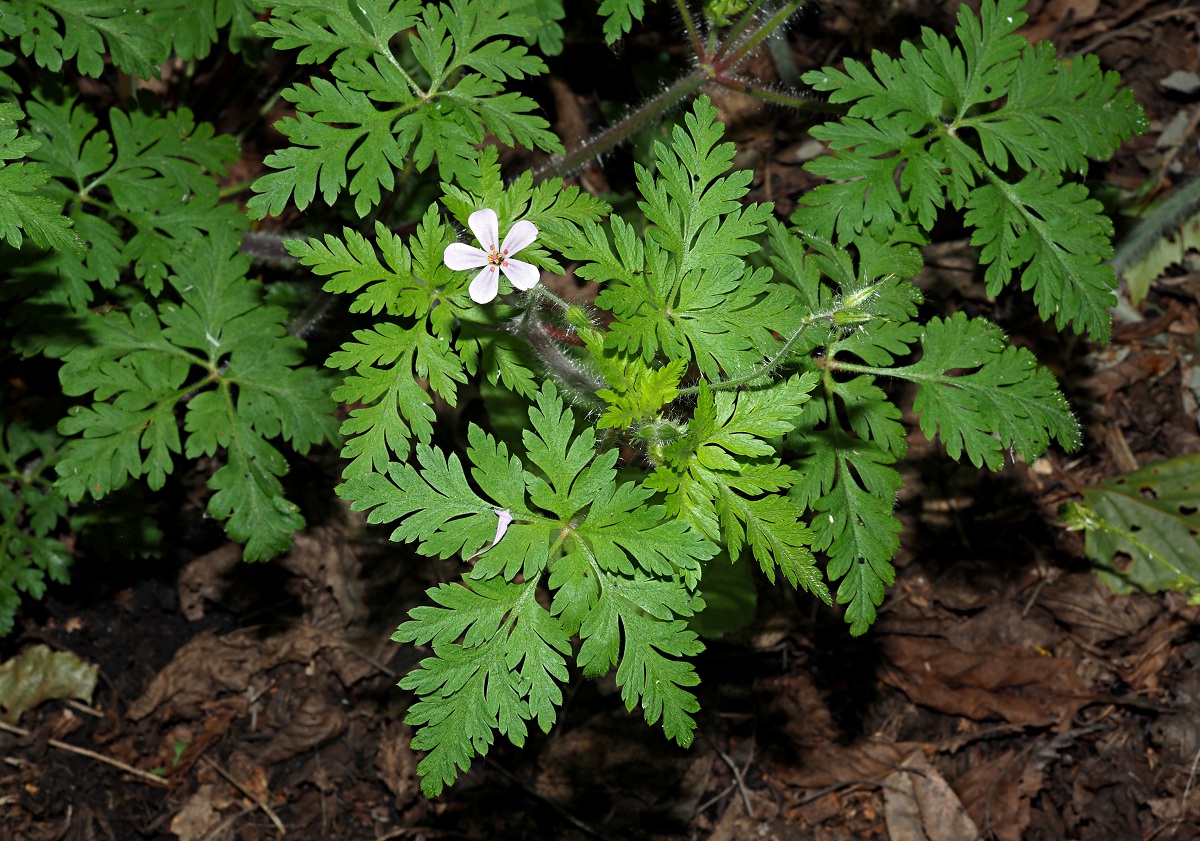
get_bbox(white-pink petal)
[444,242,489,270]
[466,509,515,561]
[500,220,537,256]
[467,208,499,253]
[468,265,500,304]
[500,258,539,290]
[492,509,514,545]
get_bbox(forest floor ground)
[4,0,1200,839]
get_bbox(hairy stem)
[719,0,807,67]
[716,0,768,55]
[533,70,711,183]
[517,308,607,409]
[673,0,705,59]
[714,75,844,113]
[679,307,836,396]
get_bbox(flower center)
[487,250,503,266]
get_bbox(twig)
[64,699,104,718]
[200,756,286,838]
[710,739,757,820]
[200,805,257,841]
[373,826,454,839]
[0,719,169,788]
[696,780,739,813]
[1148,742,1200,839]
[795,778,897,806]
[480,756,615,841]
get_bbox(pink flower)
[443,209,539,304]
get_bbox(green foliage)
[796,0,1145,342]
[0,643,98,724]
[343,383,715,795]
[0,78,336,564]
[894,313,1082,469]
[0,102,77,252]
[290,171,607,480]
[0,0,166,78]
[0,417,72,637]
[249,0,563,219]
[0,0,257,78]
[597,0,652,43]
[645,376,827,594]
[521,0,565,55]
[319,44,1118,783]
[566,96,783,380]
[1063,455,1200,599]
[52,227,337,560]
[2,94,245,360]
[145,0,259,60]
[771,220,1081,633]
[0,0,1146,804]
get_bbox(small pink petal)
[469,265,500,303]
[501,258,539,291]
[466,508,515,561]
[467,208,499,253]
[492,509,514,545]
[500,220,537,256]
[444,243,488,270]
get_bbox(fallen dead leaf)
[170,783,234,841]
[177,544,242,622]
[881,635,1092,727]
[1033,573,1159,646]
[884,753,979,841]
[777,741,920,790]
[374,719,418,807]
[278,527,366,627]
[0,645,99,725]
[951,749,1041,841]
[128,626,327,721]
[254,679,347,765]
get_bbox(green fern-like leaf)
[646,377,829,594]
[567,95,785,379]
[0,0,167,78]
[53,228,336,561]
[892,312,1081,469]
[796,0,1145,342]
[249,0,561,218]
[0,418,71,636]
[0,102,77,253]
[16,94,243,297]
[343,382,716,796]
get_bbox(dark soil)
[4,1,1200,839]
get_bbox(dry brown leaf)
[170,783,234,841]
[1120,615,1190,692]
[883,753,979,841]
[278,528,366,626]
[952,750,1041,841]
[254,684,347,765]
[706,793,756,841]
[128,626,327,721]
[777,741,920,790]
[1033,573,1159,645]
[177,543,241,622]
[375,719,419,807]
[881,636,1092,727]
